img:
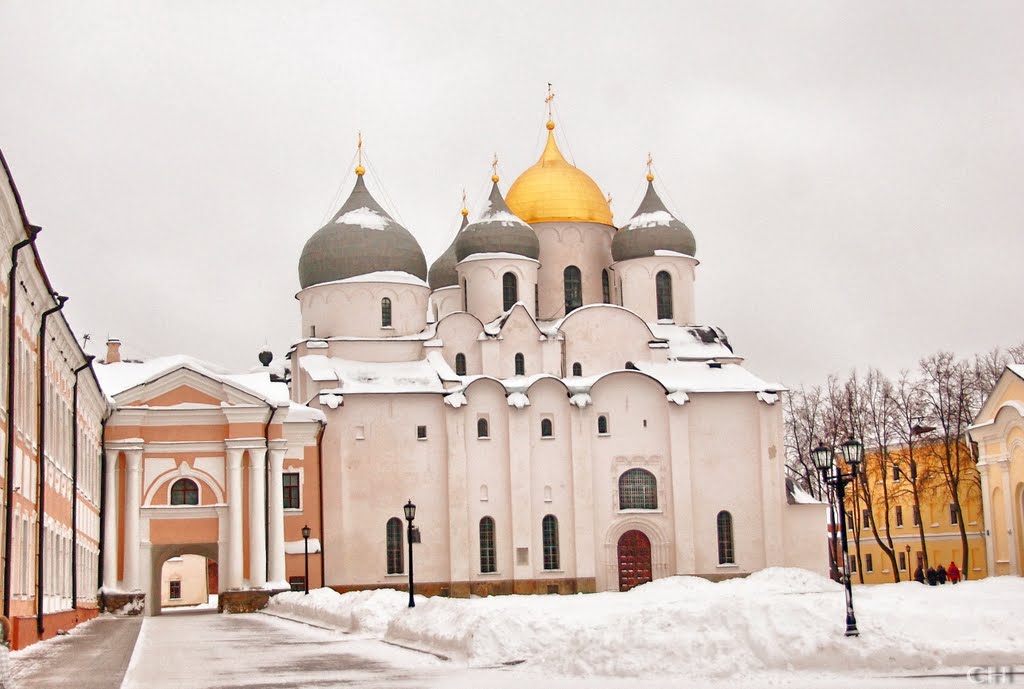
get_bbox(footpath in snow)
[268,568,1024,680]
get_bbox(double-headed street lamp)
[301,524,311,595]
[812,435,864,638]
[403,500,418,608]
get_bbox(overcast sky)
[1,1,1021,388]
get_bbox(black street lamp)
[812,435,863,637]
[301,524,311,595]
[404,500,416,608]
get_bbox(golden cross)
[358,132,363,167]
[491,153,499,179]
[606,192,613,207]
[461,188,467,208]
[545,83,555,119]
[646,152,654,182]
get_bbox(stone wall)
[219,590,272,613]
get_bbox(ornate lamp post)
[301,524,311,595]
[404,500,416,608]
[812,435,863,637]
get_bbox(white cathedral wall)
[615,256,697,325]
[431,285,462,321]
[456,256,539,324]
[494,306,549,378]
[298,281,429,339]
[533,222,615,320]
[559,305,655,375]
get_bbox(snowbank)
[268,569,1024,679]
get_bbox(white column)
[1002,462,1018,576]
[226,447,244,589]
[248,446,268,588]
[123,448,143,590]
[102,449,120,590]
[979,467,996,578]
[267,441,287,586]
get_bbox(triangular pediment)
[497,303,543,338]
[115,365,267,409]
[973,366,1024,427]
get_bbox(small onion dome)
[506,121,613,226]
[611,180,697,262]
[298,175,427,289]
[427,213,469,290]
[454,183,540,262]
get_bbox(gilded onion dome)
[612,178,697,262]
[298,174,428,289]
[506,120,613,226]
[454,182,540,262]
[427,210,469,290]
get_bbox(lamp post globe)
[811,442,834,473]
[841,435,864,472]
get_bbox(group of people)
[914,561,961,585]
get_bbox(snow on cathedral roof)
[299,355,447,394]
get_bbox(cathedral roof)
[506,121,613,226]
[612,179,697,262]
[454,182,540,262]
[298,174,427,289]
[427,212,469,290]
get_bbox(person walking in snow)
[948,561,961,584]
[936,564,947,584]
[926,566,937,586]
[914,564,926,584]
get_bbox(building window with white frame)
[170,478,199,506]
[618,468,657,510]
[542,515,559,570]
[717,510,735,564]
[283,472,300,509]
[479,516,496,573]
[386,517,404,574]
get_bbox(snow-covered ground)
[269,568,1024,681]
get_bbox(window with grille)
[540,418,553,438]
[381,297,392,327]
[455,353,467,376]
[170,479,198,506]
[386,518,404,574]
[477,417,489,438]
[283,473,300,509]
[618,468,657,510]
[571,362,582,377]
[563,266,582,313]
[542,515,559,570]
[479,517,496,573]
[601,269,610,303]
[717,510,735,564]
[502,273,518,311]
[169,580,182,600]
[597,415,609,435]
[656,271,673,320]
[417,425,427,439]
[514,353,525,376]
[895,505,903,527]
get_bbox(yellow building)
[969,364,1024,577]
[842,440,987,584]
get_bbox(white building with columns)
[96,342,323,614]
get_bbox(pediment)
[974,367,1024,427]
[115,365,267,409]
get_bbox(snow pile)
[270,569,1024,680]
[506,392,530,408]
[667,390,689,405]
[443,391,468,408]
[300,355,444,394]
[569,392,592,408]
[623,210,674,230]
[283,538,321,554]
[332,270,429,288]
[335,206,390,230]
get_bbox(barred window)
[540,418,553,437]
[283,472,300,509]
[477,417,489,438]
[455,353,467,376]
[618,469,657,510]
[601,269,610,304]
[514,353,525,376]
[502,272,519,311]
[656,271,673,320]
[169,580,181,600]
[170,479,198,506]
[386,518,404,574]
[381,297,392,327]
[479,517,496,573]
[717,510,735,564]
[564,265,582,313]
[572,362,582,377]
[597,415,609,435]
[542,515,559,570]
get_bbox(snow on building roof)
[1009,363,1024,380]
[459,252,541,264]
[635,361,782,394]
[315,270,429,288]
[647,323,737,361]
[299,355,445,394]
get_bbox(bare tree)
[858,368,902,581]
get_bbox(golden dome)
[506,123,613,226]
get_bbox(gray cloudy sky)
[1,1,1021,388]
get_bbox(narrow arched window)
[386,517,404,574]
[170,479,199,506]
[597,415,609,435]
[717,511,735,564]
[564,265,582,313]
[455,353,467,376]
[542,515,559,570]
[619,468,657,509]
[541,418,553,437]
[514,353,525,376]
[381,297,393,327]
[479,516,496,573]
[601,269,610,304]
[502,272,518,311]
[462,279,468,311]
[655,271,673,320]
[571,362,582,377]
[477,417,489,438]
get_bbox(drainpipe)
[96,415,108,606]
[3,225,40,620]
[36,294,67,636]
[316,421,326,589]
[70,355,95,609]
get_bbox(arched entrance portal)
[618,530,652,591]
[150,542,219,615]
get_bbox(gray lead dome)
[454,184,540,262]
[298,176,428,289]
[427,214,468,290]
[612,181,697,262]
